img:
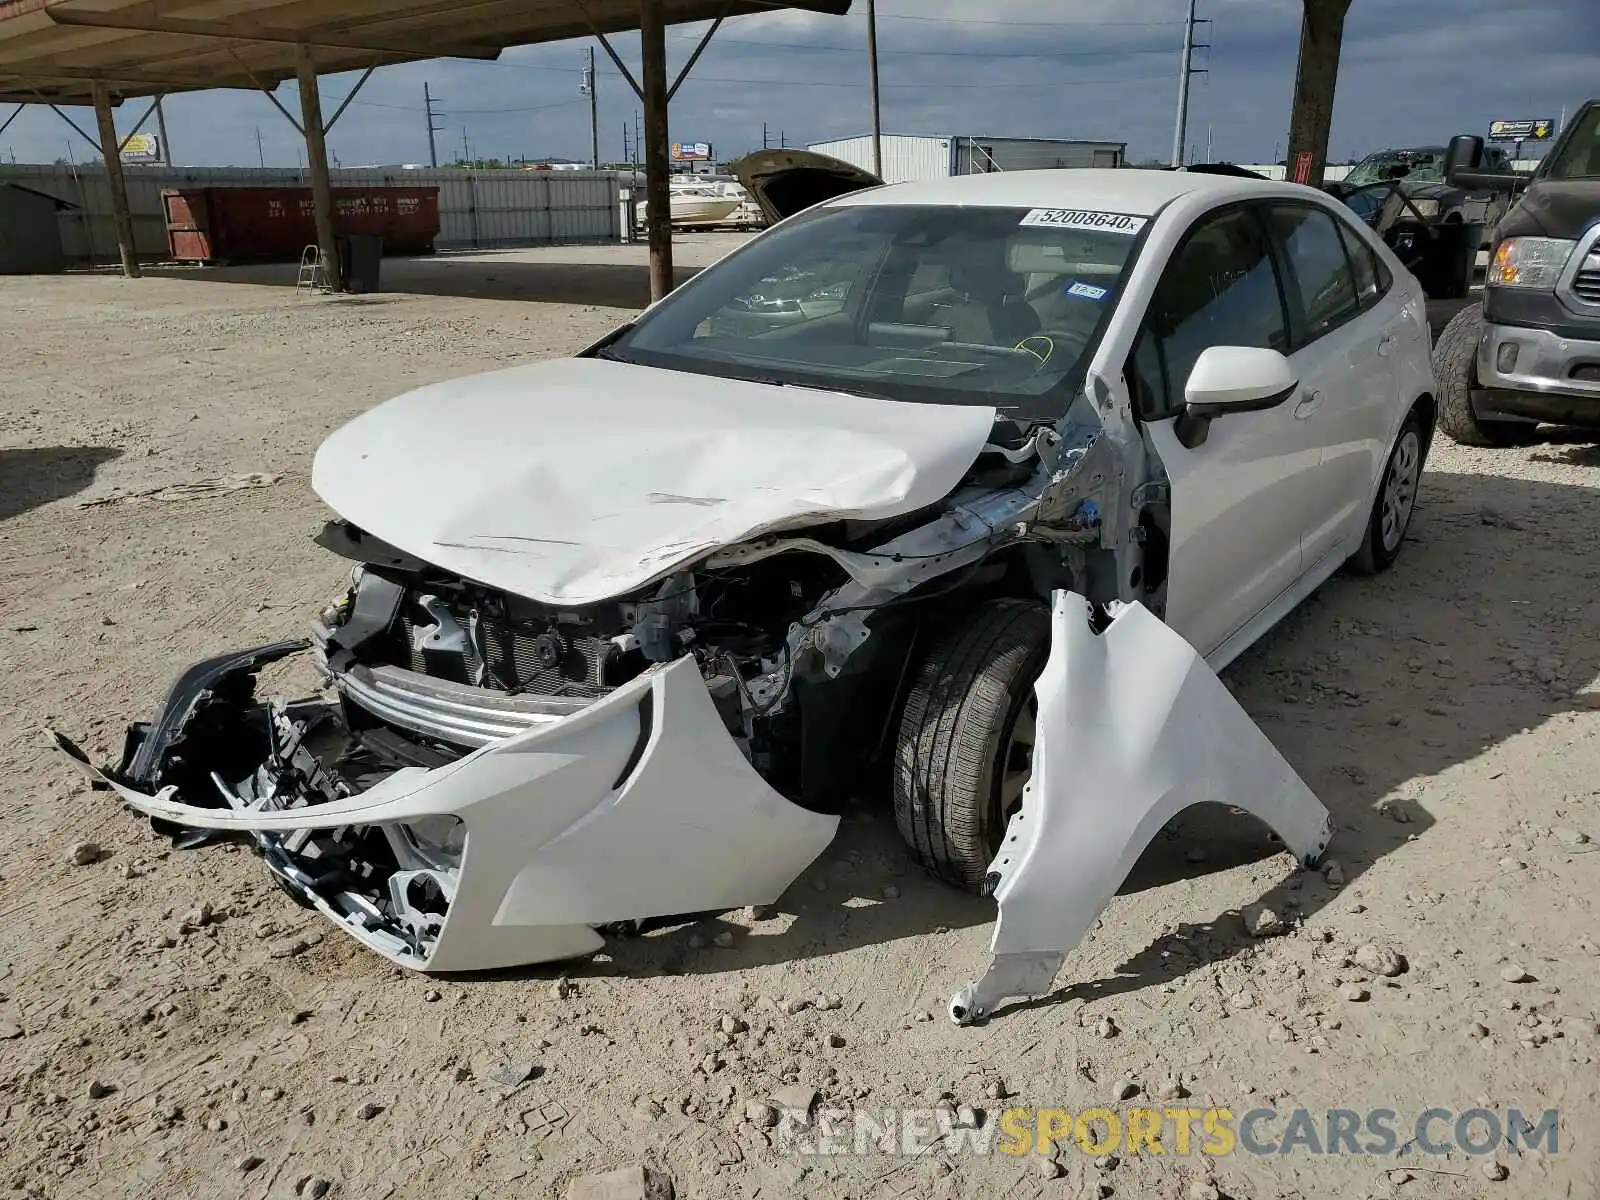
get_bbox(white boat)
[635,180,743,228]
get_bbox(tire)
[1434,305,1539,447]
[893,599,1050,893]
[1351,408,1427,575]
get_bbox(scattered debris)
[1242,903,1287,937]
[1322,859,1345,887]
[1482,1161,1509,1181]
[69,842,103,867]
[744,1100,779,1128]
[719,1015,747,1036]
[1500,964,1534,984]
[712,931,736,949]
[86,1080,116,1100]
[237,1156,265,1173]
[550,976,573,1001]
[1111,1079,1140,1102]
[490,1062,540,1089]
[881,884,901,900]
[1342,984,1371,1003]
[295,1177,333,1199]
[354,1102,384,1121]
[0,1022,22,1040]
[1352,943,1407,978]
[1094,1015,1119,1038]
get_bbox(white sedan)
[56,158,1437,1024]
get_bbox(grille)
[1573,267,1600,304]
[393,608,612,699]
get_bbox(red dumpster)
[162,185,440,263]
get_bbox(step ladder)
[296,244,330,293]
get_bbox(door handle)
[1294,390,1324,420]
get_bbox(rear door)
[1266,202,1408,571]
[1129,203,1312,658]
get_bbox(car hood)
[730,149,884,225]
[311,357,998,606]
[1499,179,1600,240]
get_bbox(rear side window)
[1270,206,1360,340]
[1130,207,1290,420]
[1338,222,1383,307]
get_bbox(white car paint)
[53,657,839,972]
[950,592,1332,1024]
[57,166,1434,1018]
[312,357,998,606]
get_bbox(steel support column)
[640,0,672,301]
[90,81,141,278]
[1285,0,1353,188]
[294,44,342,291]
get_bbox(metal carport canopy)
[0,0,853,292]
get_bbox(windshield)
[1343,149,1446,188]
[604,203,1144,421]
[1543,106,1600,179]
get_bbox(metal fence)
[0,163,623,262]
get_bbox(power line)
[870,12,1184,27]
[667,33,1179,60]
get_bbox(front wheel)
[1434,305,1539,447]
[1350,410,1427,575]
[892,600,1050,894]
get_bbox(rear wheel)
[892,600,1050,893]
[1434,305,1539,447]
[1351,409,1427,574]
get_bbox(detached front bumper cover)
[52,647,839,973]
[950,592,1332,1025]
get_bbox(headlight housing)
[1409,198,1442,219]
[1488,237,1576,289]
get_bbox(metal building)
[0,182,70,273]
[805,134,1127,184]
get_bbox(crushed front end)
[53,539,853,972]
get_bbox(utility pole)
[762,121,768,150]
[424,82,442,167]
[1171,0,1210,167]
[255,125,265,168]
[581,47,600,168]
[461,126,470,165]
[867,0,883,177]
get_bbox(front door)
[1128,204,1312,658]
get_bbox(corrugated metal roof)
[0,0,852,104]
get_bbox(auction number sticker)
[1020,208,1148,235]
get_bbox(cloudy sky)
[2,0,1595,169]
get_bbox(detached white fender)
[950,591,1331,1024]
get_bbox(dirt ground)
[2,249,1598,1200]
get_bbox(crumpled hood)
[312,357,997,606]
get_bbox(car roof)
[824,167,1316,217]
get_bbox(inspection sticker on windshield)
[1020,208,1147,235]
[1066,281,1110,301]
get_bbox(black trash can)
[337,234,384,293]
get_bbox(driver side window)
[1129,207,1291,421]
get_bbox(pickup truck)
[1434,101,1600,445]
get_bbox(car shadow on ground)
[0,446,122,523]
[140,255,710,308]
[525,464,1598,1013]
[1527,427,1600,468]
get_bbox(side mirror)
[1443,135,1484,185]
[1176,347,1298,449]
